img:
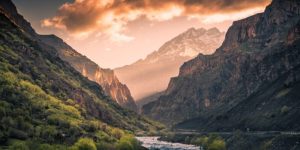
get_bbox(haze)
[12,0,270,68]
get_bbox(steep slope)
[39,35,138,112]
[0,0,137,112]
[143,0,300,131]
[0,0,36,37]
[115,28,225,100]
[136,92,164,112]
[0,1,162,148]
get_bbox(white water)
[136,136,201,150]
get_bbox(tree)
[9,141,29,150]
[73,138,97,150]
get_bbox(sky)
[12,0,271,69]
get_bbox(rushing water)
[136,137,201,150]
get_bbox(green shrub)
[37,144,52,150]
[208,139,226,150]
[111,129,124,140]
[116,135,139,150]
[191,136,209,146]
[9,141,29,150]
[116,140,133,150]
[96,142,116,150]
[191,134,226,150]
[73,138,97,150]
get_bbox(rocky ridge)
[142,0,300,131]
[39,35,138,111]
[115,27,225,101]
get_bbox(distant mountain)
[115,27,225,101]
[39,35,138,112]
[0,0,162,148]
[143,0,300,131]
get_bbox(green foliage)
[191,136,209,146]
[72,138,97,150]
[116,135,139,150]
[191,134,226,150]
[111,128,124,140]
[208,139,226,150]
[0,12,162,149]
[280,105,290,115]
[96,142,116,150]
[9,141,29,150]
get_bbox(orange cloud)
[42,0,271,41]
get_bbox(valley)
[0,0,300,150]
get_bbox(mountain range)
[0,0,162,148]
[115,27,225,102]
[143,0,300,132]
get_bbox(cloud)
[42,0,271,41]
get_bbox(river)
[136,137,201,150]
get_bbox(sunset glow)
[13,0,271,68]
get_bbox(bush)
[111,129,124,140]
[191,134,226,150]
[73,138,97,150]
[38,144,53,150]
[9,141,29,150]
[208,139,226,150]
[116,140,133,150]
[191,136,209,146]
[9,128,28,140]
[116,135,139,150]
[96,142,116,150]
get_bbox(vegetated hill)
[39,35,138,112]
[115,27,225,101]
[143,0,300,131]
[0,0,138,112]
[0,2,163,149]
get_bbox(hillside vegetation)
[0,12,163,149]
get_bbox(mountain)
[39,35,138,112]
[143,0,300,132]
[0,0,137,112]
[115,27,225,101]
[0,0,162,148]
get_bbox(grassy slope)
[0,13,163,149]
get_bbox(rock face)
[0,0,36,37]
[39,35,138,112]
[143,0,300,131]
[115,28,225,100]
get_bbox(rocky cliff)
[39,35,138,112]
[143,0,300,131]
[0,0,137,111]
[115,28,225,101]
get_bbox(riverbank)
[136,136,200,150]
[159,131,300,150]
